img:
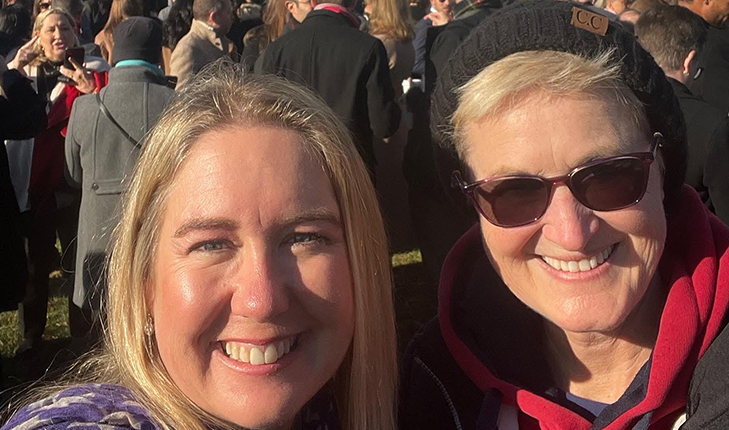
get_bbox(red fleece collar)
[438,185,729,429]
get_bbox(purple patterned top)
[2,383,341,430]
[2,383,159,429]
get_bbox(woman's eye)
[290,232,327,246]
[191,240,228,253]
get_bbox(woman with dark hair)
[400,1,729,429]
[161,0,191,73]
[0,3,31,56]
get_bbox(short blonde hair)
[451,50,650,160]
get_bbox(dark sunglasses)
[452,132,663,228]
[39,1,52,9]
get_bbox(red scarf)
[313,3,361,28]
[29,71,108,209]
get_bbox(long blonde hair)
[368,0,414,42]
[16,62,396,430]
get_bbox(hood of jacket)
[437,185,729,429]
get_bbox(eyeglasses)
[39,1,52,9]
[452,132,663,228]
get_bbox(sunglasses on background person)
[453,132,663,228]
[38,1,52,10]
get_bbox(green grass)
[392,249,422,268]
[0,296,70,358]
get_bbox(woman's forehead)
[463,93,645,177]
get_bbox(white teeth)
[541,245,615,273]
[264,344,278,364]
[249,347,265,365]
[222,337,296,366]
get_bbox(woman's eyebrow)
[173,218,239,238]
[278,208,342,228]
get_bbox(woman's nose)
[540,185,599,251]
[229,247,291,323]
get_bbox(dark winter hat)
[432,0,686,213]
[111,17,163,66]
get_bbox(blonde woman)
[365,0,414,100]
[2,63,397,430]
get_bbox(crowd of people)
[1,0,729,427]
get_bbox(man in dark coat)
[636,5,729,225]
[679,0,729,114]
[259,0,400,175]
[428,0,501,83]
[65,17,175,340]
[0,59,47,313]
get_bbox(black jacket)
[428,0,502,88]
[671,79,729,225]
[0,70,47,312]
[688,25,729,115]
[259,9,400,170]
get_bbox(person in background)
[32,0,51,21]
[0,3,31,56]
[366,0,415,101]
[51,0,93,44]
[3,64,397,430]
[239,0,289,72]
[680,0,729,114]
[401,1,729,428]
[161,0,192,73]
[260,0,401,178]
[412,0,451,78]
[94,0,150,63]
[4,8,109,356]
[169,0,234,88]
[427,0,500,82]
[65,16,174,346]
[636,5,729,226]
[0,54,47,386]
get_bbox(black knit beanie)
[112,17,163,66]
[431,0,686,213]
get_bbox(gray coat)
[65,65,175,309]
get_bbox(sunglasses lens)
[570,157,648,211]
[473,177,550,227]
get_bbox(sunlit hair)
[30,7,76,66]
[100,0,149,42]
[368,0,414,41]
[96,62,396,430]
[452,49,650,159]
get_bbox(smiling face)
[462,92,666,335]
[150,125,355,429]
[36,12,75,62]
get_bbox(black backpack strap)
[95,93,139,146]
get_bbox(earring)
[144,314,156,358]
[144,314,154,336]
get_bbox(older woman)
[4,7,109,355]
[400,1,729,429]
[2,64,397,430]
